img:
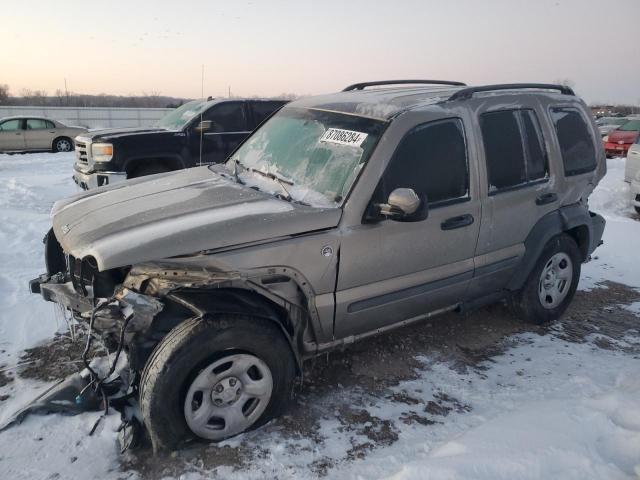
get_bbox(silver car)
[0,116,86,153]
[30,81,606,452]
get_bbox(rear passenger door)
[24,118,56,150]
[470,103,555,297]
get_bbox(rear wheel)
[52,137,73,153]
[139,315,296,452]
[512,234,581,324]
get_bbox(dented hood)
[51,166,341,271]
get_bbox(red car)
[604,119,640,157]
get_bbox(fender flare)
[165,288,304,372]
[507,203,596,291]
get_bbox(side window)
[251,101,284,128]
[550,108,596,176]
[521,110,548,181]
[480,108,549,193]
[26,119,50,130]
[0,119,22,131]
[203,102,247,133]
[45,120,55,129]
[380,118,469,206]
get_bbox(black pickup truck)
[72,98,287,189]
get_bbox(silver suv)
[30,80,606,451]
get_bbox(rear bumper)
[588,211,606,256]
[73,165,127,190]
[604,142,631,156]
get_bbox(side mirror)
[377,188,422,220]
[194,120,213,132]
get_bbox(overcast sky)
[1,0,639,104]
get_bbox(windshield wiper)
[248,168,294,201]
[233,159,246,184]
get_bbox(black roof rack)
[448,83,575,101]
[343,79,467,91]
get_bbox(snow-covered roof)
[289,86,465,121]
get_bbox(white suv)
[626,142,640,213]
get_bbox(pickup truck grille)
[75,140,89,166]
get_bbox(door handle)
[441,214,474,231]
[536,193,558,206]
[15,132,21,135]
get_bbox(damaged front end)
[29,230,165,351]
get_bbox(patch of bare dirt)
[0,369,12,388]
[15,281,640,479]
[18,332,101,382]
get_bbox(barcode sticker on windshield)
[320,128,368,147]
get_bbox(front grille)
[75,141,89,165]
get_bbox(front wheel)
[53,137,73,153]
[512,234,581,324]
[139,315,296,452]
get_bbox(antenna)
[199,64,204,166]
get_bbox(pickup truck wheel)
[139,315,295,452]
[128,164,172,179]
[52,137,73,153]
[512,234,581,325]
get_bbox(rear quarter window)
[550,108,596,176]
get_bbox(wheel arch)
[155,287,305,373]
[507,203,594,291]
[124,154,185,176]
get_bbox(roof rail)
[448,83,575,101]
[343,79,467,92]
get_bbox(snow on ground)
[0,153,76,359]
[0,153,639,480]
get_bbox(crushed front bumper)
[30,273,163,333]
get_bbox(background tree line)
[0,84,299,108]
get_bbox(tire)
[128,163,172,179]
[635,206,640,215]
[512,234,581,325]
[52,137,73,153]
[139,315,296,452]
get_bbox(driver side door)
[335,117,481,339]
[0,118,25,151]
